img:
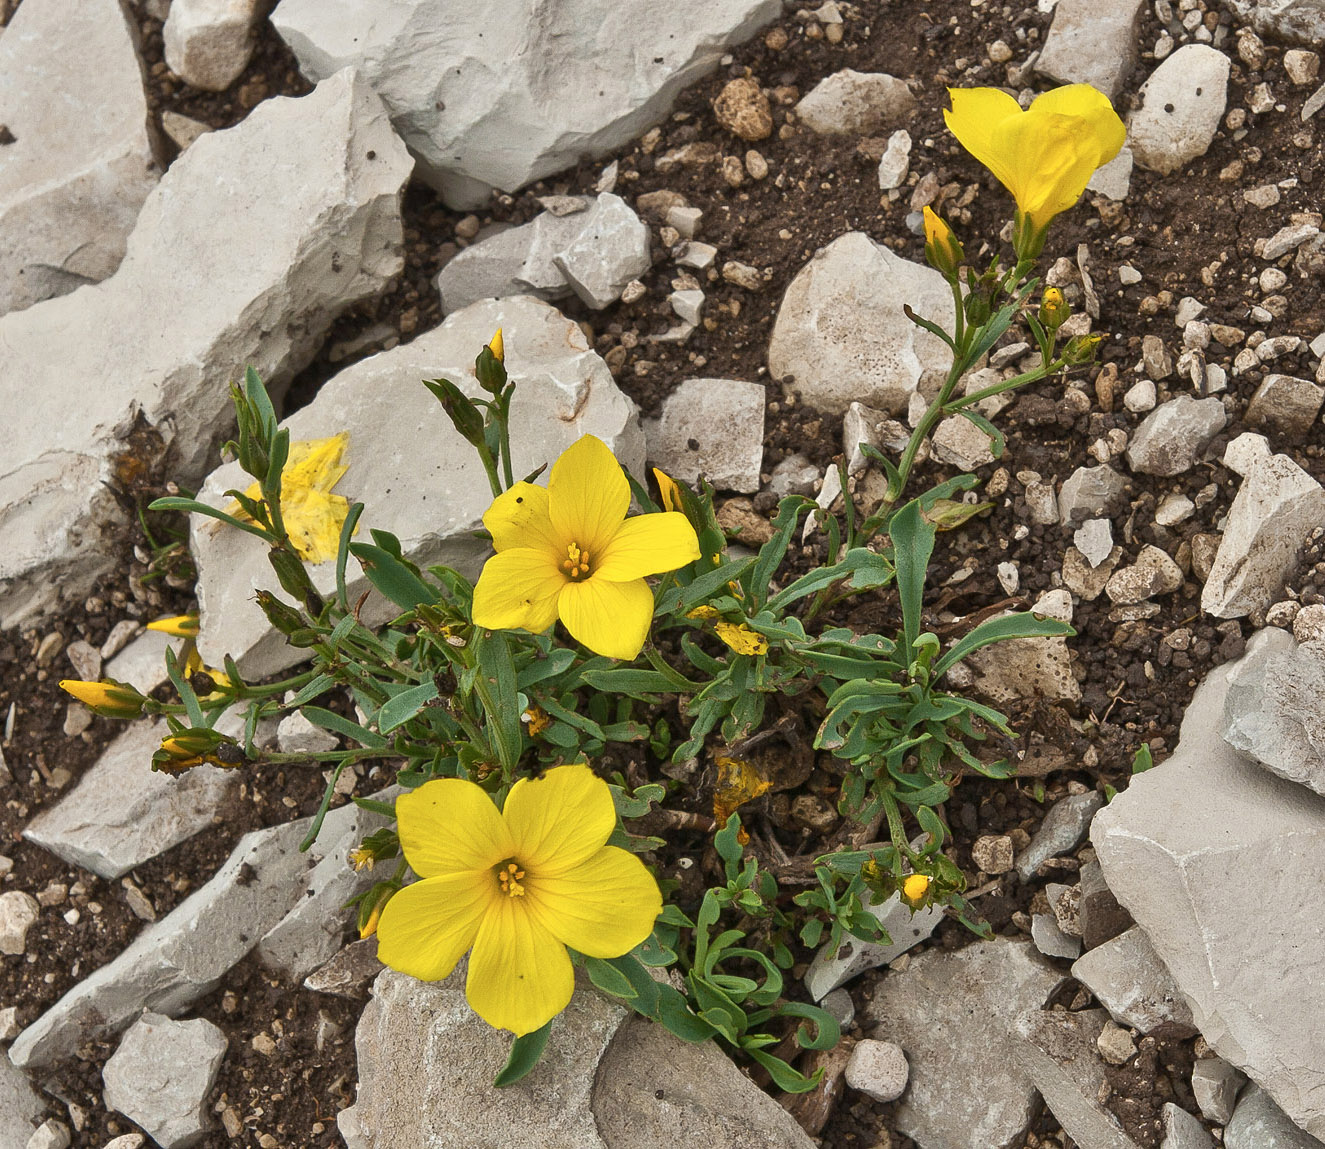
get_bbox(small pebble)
[971,835,1015,874]
[1097,1020,1137,1065]
[0,891,39,955]
[845,1039,909,1103]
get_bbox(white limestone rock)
[1058,464,1129,526]
[101,1013,227,1149]
[0,1050,44,1149]
[803,891,944,1000]
[1105,544,1184,605]
[22,719,238,879]
[932,414,997,470]
[1129,45,1231,175]
[1035,0,1147,101]
[9,801,364,1069]
[163,0,262,92]
[339,967,815,1149]
[794,70,917,135]
[0,70,413,631]
[552,194,651,309]
[192,296,644,680]
[844,1040,909,1104]
[1222,0,1325,46]
[643,378,765,493]
[1124,395,1226,477]
[1202,454,1325,619]
[1071,926,1197,1036]
[768,232,954,417]
[1192,1056,1246,1124]
[966,621,1082,708]
[1222,633,1325,798]
[1092,629,1325,1141]
[0,0,160,316]
[865,939,1066,1149]
[271,0,780,208]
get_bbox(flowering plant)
[76,83,1122,1095]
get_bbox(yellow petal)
[593,511,700,581]
[502,761,616,876]
[279,434,353,564]
[548,435,629,558]
[466,896,574,1035]
[943,87,1022,190]
[652,468,683,513]
[471,548,565,635]
[994,110,1098,223]
[483,482,561,555]
[557,576,654,661]
[524,845,662,958]
[714,621,769,657]
[146,614,200,637]
[395,778,514,878]
[375,871,494,981]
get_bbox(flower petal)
[375,871,493,981]
[548,435,629,557]
[593,512,700,582]
[483,481,561,555]
[943,86,1022,191]
[395,778,514,878]
[525,845,662,959]
[466,896,574,1035]
[994,110,1102,223]
[502,761,616,875]
[557,576,654,661]
[472,548,565,634]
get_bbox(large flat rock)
[193,295,644,679]
[0,69,413,630]
[22,718,238,879]
[271,0,780,208]
[0,0,160,316]
[1092,629,1325,1141]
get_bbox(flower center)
[496,860,527,898]
[561,542,592,581]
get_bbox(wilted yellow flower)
[521,705,552,737]
[714,621,768,657]
[713,756,772,831]
[58,679,146,719]
[472,435,700,660]
[349,847,375,873]
[376,762,661,1036]
[944,84,1125,258]
[686,605,720,620]
[146,614,200,638]
[232,433,353,564]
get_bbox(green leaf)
[494,1023,551,1087]
[932,611,1073,678]
[889,500,935,659]
[336,502,365,612]
[578,668,677,696]
[285,673,336,709]
[475,631,524,771]
[747,497,811,608]
[349,541,438,610]
[764,547,894,613]
[377,681,440,734]
[585,956,639,1000]
[145,497,273,541]
[745,1046,823,1094]
[300,706,387,749]
[657,557,756,616]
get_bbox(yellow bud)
[1038,286,1069,332]
[902,873,931,905]
[58,679,146,720]
[652,467,684,513]
[922,206,965,278]
[146,614,200,638]
[487,328,504,363]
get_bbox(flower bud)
[1038,286,1069,332]
[424,376,488,443]
[1062,332,1104,365]
[901,873,931,908]
[59,679,146,720]
[475,329,508,395]
[922,207,964,279]
[152,727,245,774]
[146,614,200,638]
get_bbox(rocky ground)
[1,0,1324,1147]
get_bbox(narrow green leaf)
[494,1023,551,1087]
[932,611,1073,678]
[350,542,438,610]
[889,500,935,658]
[377,681,440,733]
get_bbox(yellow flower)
[58,679,146,719]
[232,433,353,564]
[146,614,200,638]
[714,621,768,657]
[488,328,504,362]
[349,846,375,873]
[902,874,931,907]
[944,84,1124,257]
[376,762,662,1036]
[922,206,964,277]
[472,435,700,660]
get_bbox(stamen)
[496,860,527,898]
[562,541,593,582]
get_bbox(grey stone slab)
[1072,926,1196,1036]
[1092,630,1325,1141]
[0,1050,43,1149]
[1225,1085,1325,1149]
[23,719,238,879]
[803,892,944,1000]
[643,378,765,494]
[1036,0,1146,101]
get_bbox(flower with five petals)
[375,762,662,1035]
[944,84,1125,259]
[472,434,700,660]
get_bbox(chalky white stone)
[272,0,780,207]
[0,70,412,630]
[1129,45,1231,175]
[164,0,263,92]
[0,0,160,316]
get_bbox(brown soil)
[3,0,1322,1146]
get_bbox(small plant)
[63,84,1124,1090]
